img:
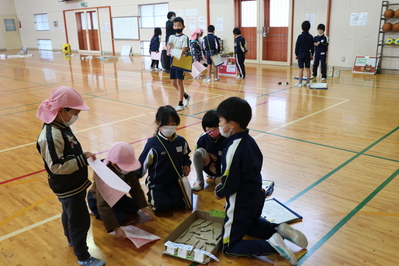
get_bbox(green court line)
[284,126,399,205]
[249,129,399,163]
[298,167,399,265]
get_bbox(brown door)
[262,0,289,62]
[235,0,257,60]
[76,11,99,51]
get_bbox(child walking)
[192,110,225,191]
[202,25,221,82]
[312,24,329,80]
[87,142,153,240]
[295,21,314,87]
[233,27,248,79]
[136,105,191,212]
[150,27,162,70]
[190,28,206,79]
[167,17,191,111]
[215,97,308,265]
[36,86,105,266]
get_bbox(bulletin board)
[112,17,139,40]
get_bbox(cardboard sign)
[352,56,376,74]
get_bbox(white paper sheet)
[150,52,161,60]
[88,158,131,207]
[171,48,183,60]
[110,225,160,248]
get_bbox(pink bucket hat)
[190,28,204,40]
[36,86,89,123]
[104,142,141,171]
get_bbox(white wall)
[0,0,17,50]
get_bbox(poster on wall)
[216,17,223,31]
[198,16,206,30]
[189,17,196,30]
[352,55,376,74]
[350,13,368,26]
[305,14,315,30]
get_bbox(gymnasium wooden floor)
[0,50,398,266]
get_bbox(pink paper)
[110,225,160,248]
[150,52,161,60]
[190,61,207,78]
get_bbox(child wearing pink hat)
[36,86,105,266]
[87,142,154,239]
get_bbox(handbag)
[172,54,193,72]
[207,35,224,67]
[156,135,193,210]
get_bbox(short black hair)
[216,97,252,129]
[155,105,180,127]
[201,110,219,131]
[208,25,215,32]
[233,27,241,35]
[173,17,185,26]
[302,21,311,32]
[154,27,162,36]
[167,11,176,19]
[317,23,325,31]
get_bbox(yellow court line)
[0,178,41,187]
[0,194,56,227]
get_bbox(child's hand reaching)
[139,207,154,218]
[85,152,96,160]
[114,227,127,240]
[183,166,191,177]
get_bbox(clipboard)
[261,198,303,224]
[172,55,193,72]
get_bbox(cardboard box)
[218,57,236,76]
[163,210,224,264]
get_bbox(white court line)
[0,114,146,154]
[0,214,61,242]
[253,99,349,139]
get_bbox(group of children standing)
[149,16,248,112]
[36,86,308,266]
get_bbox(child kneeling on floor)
[215,97,308,265]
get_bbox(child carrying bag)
[156,135,193,210]
[207,35,223,67]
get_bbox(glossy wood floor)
[0,50,398,266]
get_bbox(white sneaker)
[150,67,155,70]
[310,75,315,79]
[203,78,211,82]
[304,83,311,87]
[267,233,297,265]
[192,180,204,191]
[214,77,220,81]
[277,223,308,249]
[184,94,191,107]
[236,75,243,79]
[321,78,326,81]
[295,83,303,87]
[175,105,184,111]
[155,68,163,71]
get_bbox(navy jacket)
[295,31,314,57]
[195,133,226,176]
[314,34,329,53]
[136,133,191,184]
[165,20,175,43]
[149,35,160,52]
[202,33,220,54]
[234,35,247,55]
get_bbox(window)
[270,0,289,27]
[4,19,16,31]
[34,14,50,31]
[140,3,168,28]
[38,39,52,50]
[241,0,257,27]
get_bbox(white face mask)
[171,16,176,21]
[219,123,233,138]
[61,110,79,127]
[161,125,177,138]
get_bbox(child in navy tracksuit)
[215,97,308,266]
[192,110,225,191]
[36,86,104,266]
[295,21,314,87]
[136,105,191,212]
[150,27,162,70]
[312,24,329,80]
[202,25,221,82]
[233,27,248,79]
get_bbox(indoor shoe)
[321,78,326,81]
[236,75,243,79]
[203,78,211,82]
[267,233,297,266]
[78,257,105,266]
[295,83,302,87]
[184,94,191,107]
[175,105,184,111]
[277,223,308,249]
[192,180,204,191]
[214,77,220,81]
